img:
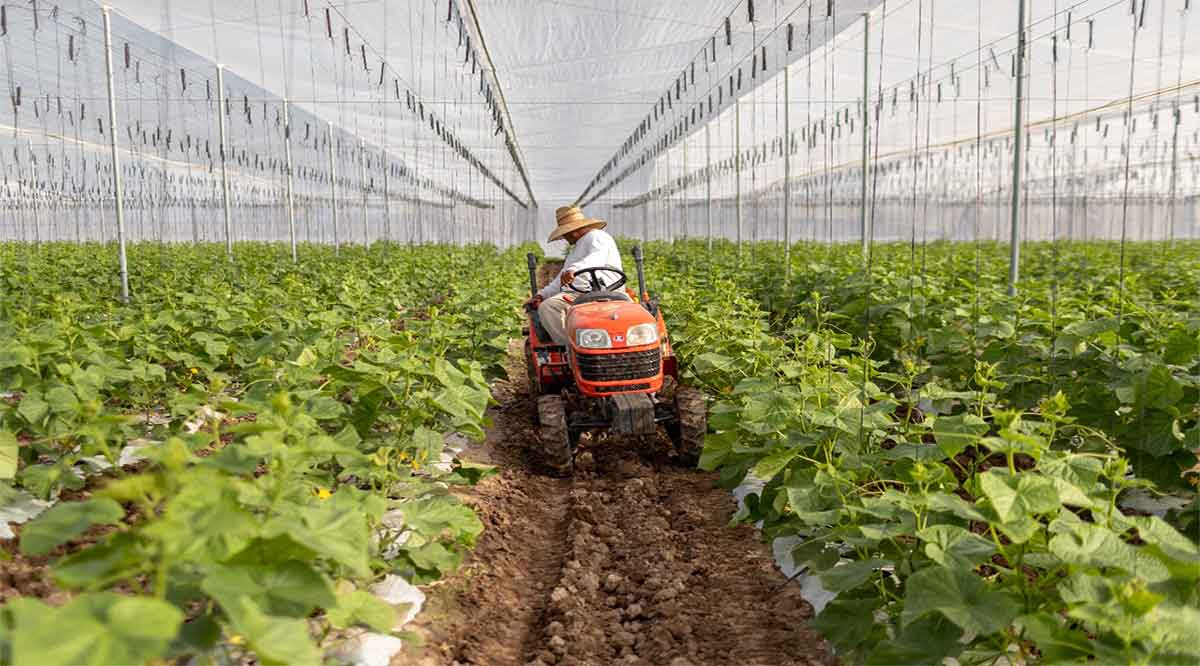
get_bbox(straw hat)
[548,206,606,242]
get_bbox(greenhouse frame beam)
[461,0,538,208]
[102,7,129,304]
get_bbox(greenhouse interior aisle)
[1,1,1198,665]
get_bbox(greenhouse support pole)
[784,64,792,285]
[283,98,298,263]
[359,138,369,245]
[735,100,743,255]
[382,149,391,243]
[705,122,713,251]
[216,65,233,261]
[859,13,870,263]
[642,200,649,242]
[1169,106,1180,246]
[1008,0,1028,296]
[102,7,130,304]
[328,122,340,255]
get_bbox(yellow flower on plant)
[189,367,199,375]
[314,486,333,500]
[228,634,245,646]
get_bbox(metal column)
[784,64,793,284]
[735,100,743,255]
[642,201,649,242]
[360,139,369,245]
[665,145,672,242]
[1008,0,1028,296]
[216,65,233,260]
[682,137,689,240]
[328,122,340,255]
[383,149,391,243]
[1169,104,1180,246]
[283,99,298,263]
[705,122,713,251]
[859,14,871,263]
[102,8,129,304]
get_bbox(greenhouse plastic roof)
[86,0,1200,213]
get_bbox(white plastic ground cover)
[0,489,54,540]
[1118,488,1194,517]
[348,431,474,664]
[330,575,426,666]
[733,473,840,615]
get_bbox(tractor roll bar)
[632,245,649,302]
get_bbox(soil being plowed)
[402,346,834,666]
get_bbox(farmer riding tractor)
[523,246,706,474]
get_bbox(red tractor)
[523,246,706,474]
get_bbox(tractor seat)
[571,291,633,305]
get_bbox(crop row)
[0,243,526,665]
[651,240,1200,664]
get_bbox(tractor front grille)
[576,348,661,382]
[595,383,650,393]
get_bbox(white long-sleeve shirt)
[538,229,624,299]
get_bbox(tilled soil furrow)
[525,457,835,666]
[406,346,833,666]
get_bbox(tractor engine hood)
[566,300,659,350]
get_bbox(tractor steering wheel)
[565,266,628,294]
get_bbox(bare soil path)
[402,346,835,666]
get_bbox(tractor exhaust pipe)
[526,252,539,298]
[632,245,649,302]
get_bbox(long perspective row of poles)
[620,5,1037,295]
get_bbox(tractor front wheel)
[672,386,707,465]
[536,395,573,475]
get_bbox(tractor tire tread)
[536,395,573,475]
[675,386,707,465]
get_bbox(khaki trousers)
[538,293,574,346]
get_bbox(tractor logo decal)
[614,335,624,343]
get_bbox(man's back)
[538,228,622,299]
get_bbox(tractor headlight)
[626,323,659,346]
[575,328,612,349]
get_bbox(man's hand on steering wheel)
[563,266,628,294]
[559,270,575,287]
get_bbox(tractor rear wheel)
[673,386,707,465]
[536,395,573,475]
